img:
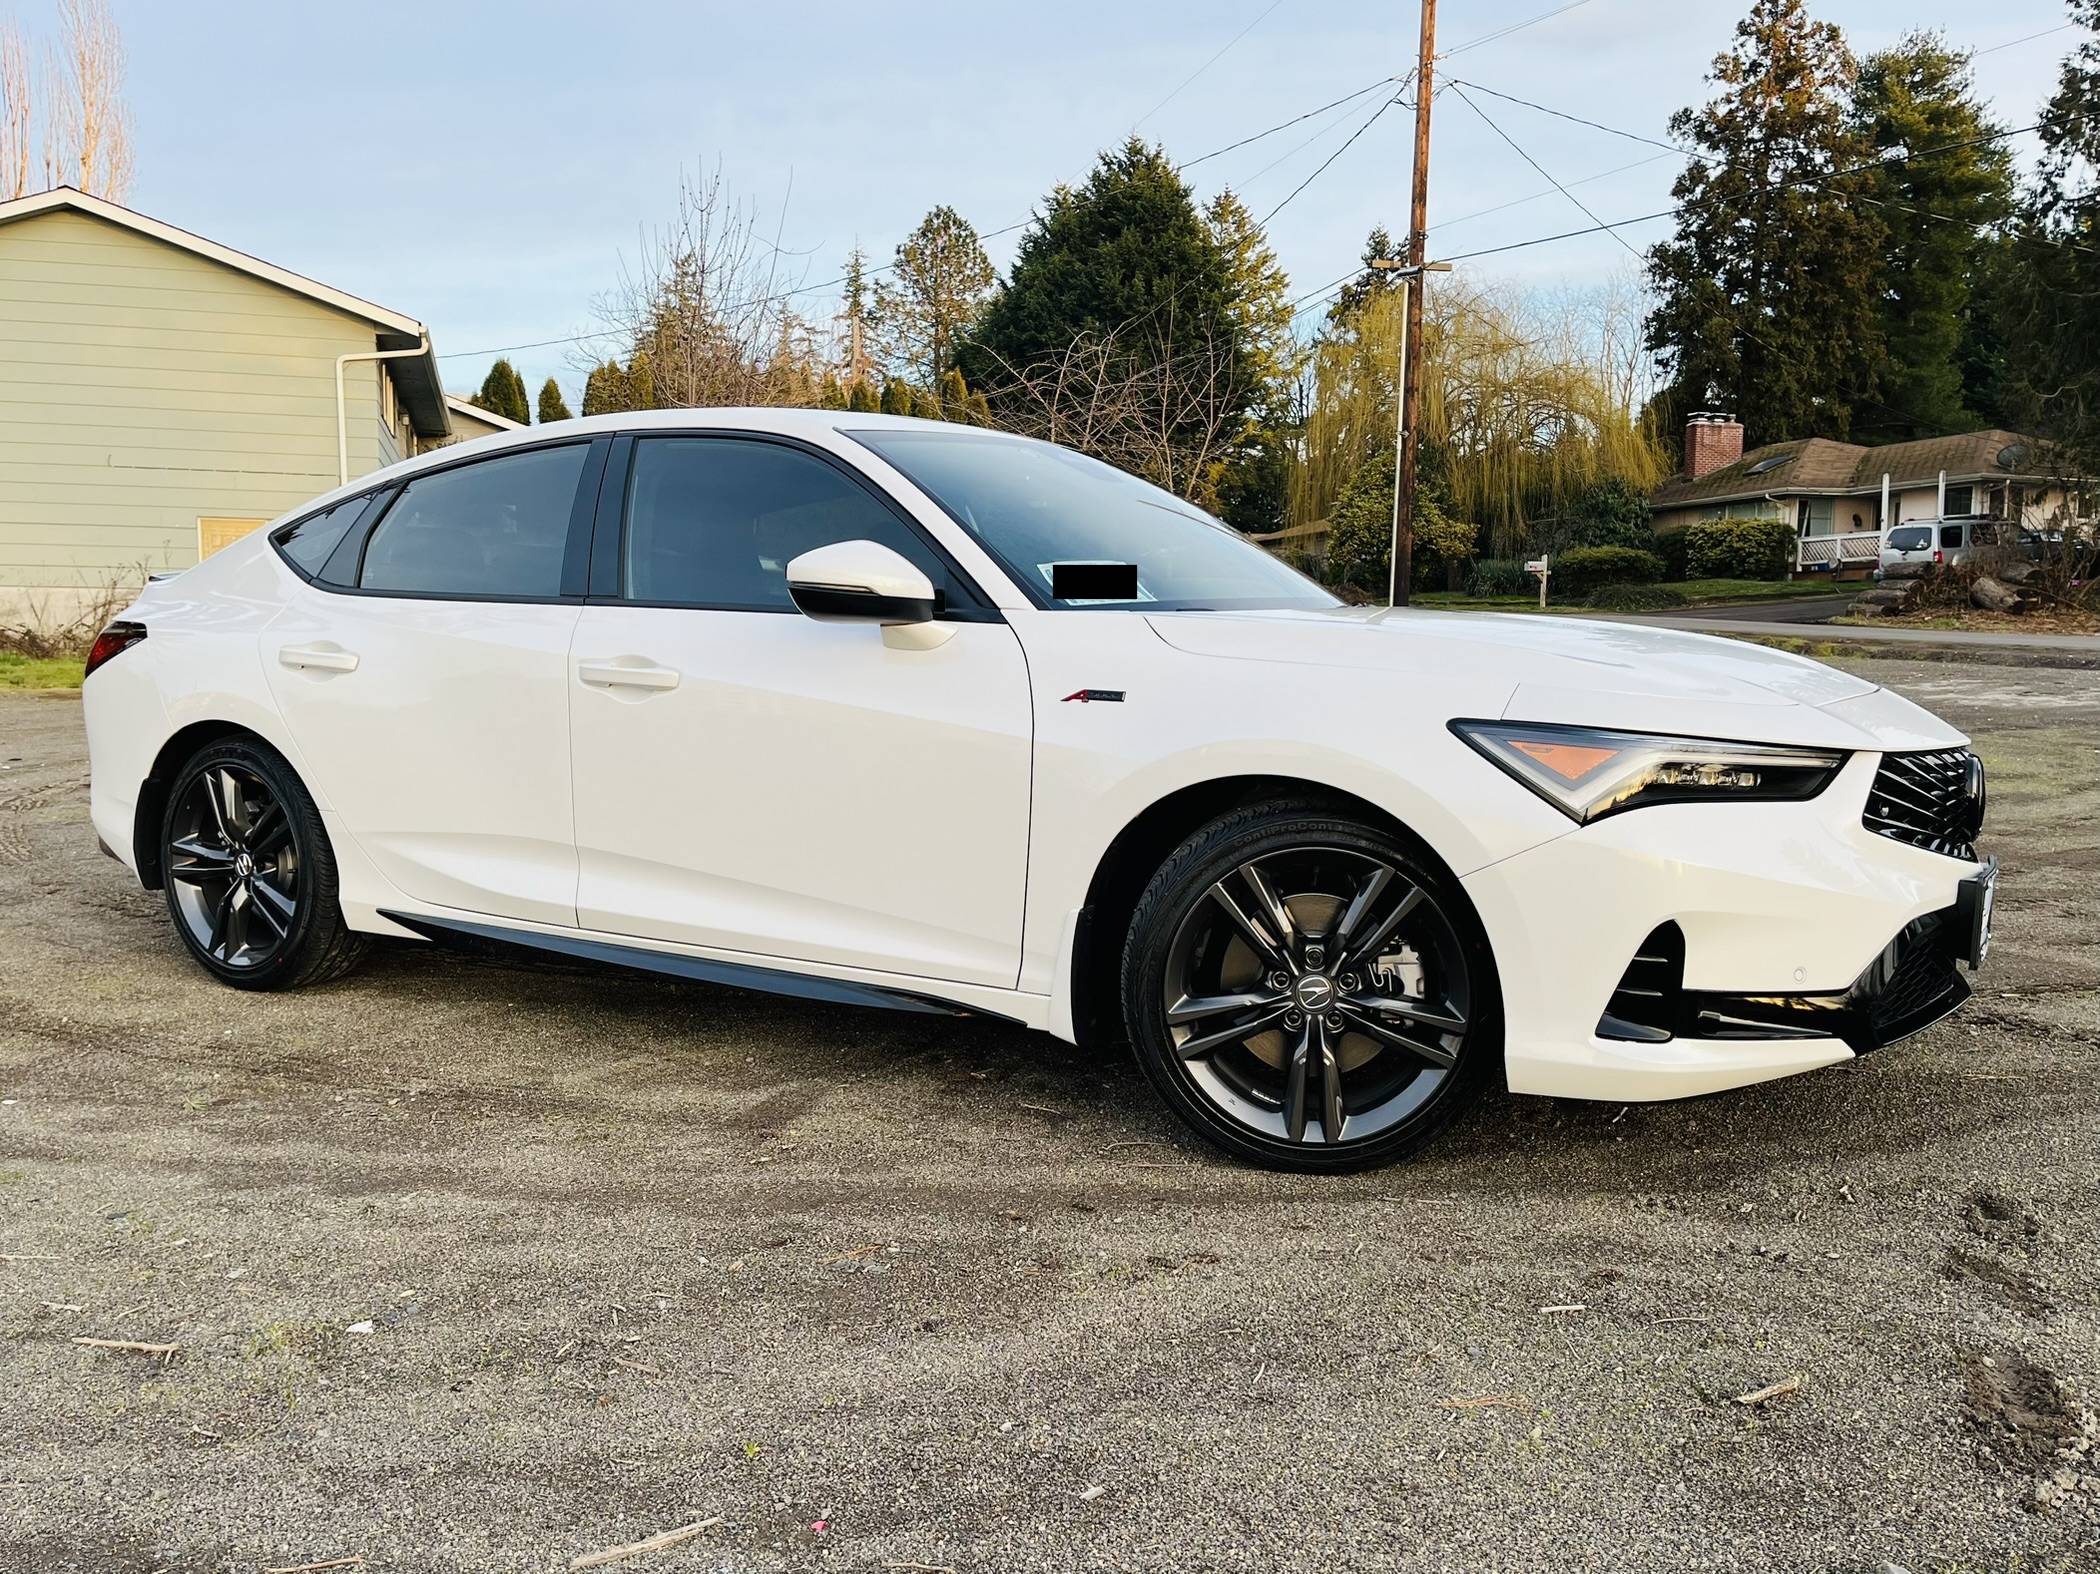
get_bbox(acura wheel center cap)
[1293,974,1336,1013]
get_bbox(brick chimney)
[1684,412,1744,479]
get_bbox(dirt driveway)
[2,658,2096,1574]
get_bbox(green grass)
[0,652,85,690]
[1411,578,1844,614]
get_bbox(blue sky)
[101,0,2078,407]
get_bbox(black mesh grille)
[1863,749,1983,862]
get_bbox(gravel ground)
[1,658,2096,1574]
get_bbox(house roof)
[1652,428,2065,510]
[445,394,525,432]
[0,186,450,438]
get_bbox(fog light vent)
[1597,923,1685,1043]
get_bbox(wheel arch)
[1063,773,1500,1049]
[132,720,281,890]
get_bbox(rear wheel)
[1121,801,1496,1172]
[160,738,366,990]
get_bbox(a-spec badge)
[1061,689,1127,703]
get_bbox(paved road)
[1596,610,2100,652]
[1670,594,1852,624]
[3,665,2097,1572]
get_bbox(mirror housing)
[787,540,954,649]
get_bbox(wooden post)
[1394,0,1437,607]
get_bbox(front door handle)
[279,644,359,673]
[578,661,681,692]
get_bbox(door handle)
[578,661,681,692]
[279,644,359,673]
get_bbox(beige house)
[1652,414,2086,575]
[438,393,523,447]
[0,186,456,625]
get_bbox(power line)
[1177,76,1399,170]
[1972,22,2075,57]
[1440,0,1596,59]
[1429,150,1673,235]
[1135,0,1290,129]
[1450,81,1641,259]
[1239,75,1412,191]
[1260,90,1410,224]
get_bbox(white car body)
[83,409,1990,1143]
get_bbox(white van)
[1877,518,1985,578]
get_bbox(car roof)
[292,408,1015,522]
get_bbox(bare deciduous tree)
[974,324,1243,505]
[1,0,132,201]
[592,164,825,410]
[0,19,32,200]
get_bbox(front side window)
[273,497,367,576]
[621,437,954,611]
[851,427,1335,612]
[360,444,587,598]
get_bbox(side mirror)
[786,540,954,650]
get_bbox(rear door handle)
[279,644,359,673]
[578,661,681,692]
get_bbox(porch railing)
[1796,529,1882,571]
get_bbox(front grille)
[1863,748,1983,861]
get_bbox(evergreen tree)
[1995,4,2100,470]
[474,357,532,425]
[872,207,997,387]
[847,379,881,414]
[1204,188,1300,535]
[937,367,991,425]
[537,377,573,424]
[879,376,915,416]
[837,245,878,393]
[1645,0,1887,446]
[1848,33,2014,440]
[1328,226,1404,327]
[960,138,1253,468]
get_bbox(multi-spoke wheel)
[1122,801,1495,1172]
[160,738,366,990]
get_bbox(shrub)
[1566,476,1655,550]
[1653,527,1690,581]
[1685,517,1795,580]
[1465,557,1534,597]
[1584,581,1690,611]
[1554,545,1665,596]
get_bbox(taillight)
[83,621,146,680]
[1933,549,1944,563]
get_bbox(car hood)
[1144,606,1963,750]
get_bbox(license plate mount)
[1956,856,1998,970]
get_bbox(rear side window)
[1940,523,1965,548]
[621,436,954,611]
[273,496,368,576]
[360,444,588,598]
[1887,526,1931,551]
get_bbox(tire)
[1120,799,1498,1173]
[159,736,367,991]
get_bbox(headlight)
[1450,720,1846,824]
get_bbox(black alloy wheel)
[161,739,366,990]
[1122,802,1495,1172]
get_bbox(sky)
[84,0,2083,408]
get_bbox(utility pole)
[1394,0,1438,606]
[1372,258,1450,609]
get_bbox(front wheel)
[1120,801,1497,1172]
[160,737,367,991]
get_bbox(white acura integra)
[82,410,1993,1172]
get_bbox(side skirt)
[378,910,1008,1022]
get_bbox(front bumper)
[1463,751,1985,1102]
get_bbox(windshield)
[1887,525,1932,551]
[850,427,1337,612]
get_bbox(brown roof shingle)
[1651,429,2062,510]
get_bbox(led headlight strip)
[1450,720,1847,824]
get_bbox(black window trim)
[584,427,1004,623]
[268,491,387,586]
[289,435,612,605]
